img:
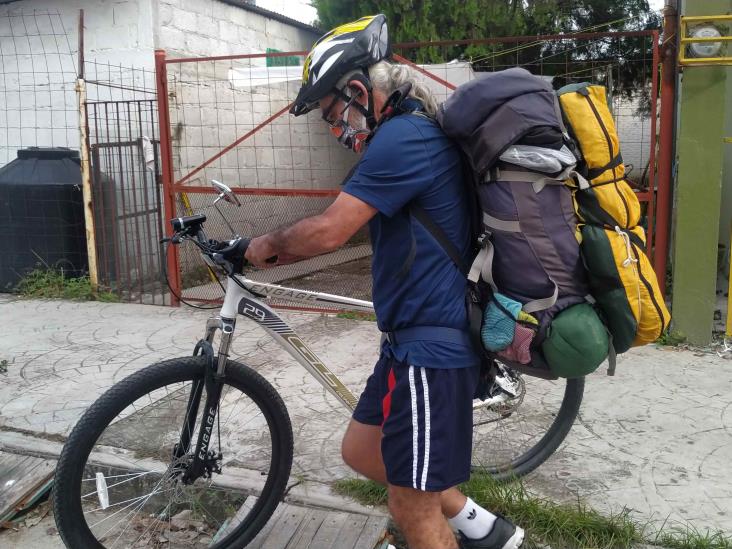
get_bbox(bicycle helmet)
[290,14,391,118]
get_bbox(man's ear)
[346,78,370,108]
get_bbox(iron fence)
[84,61,168,304]
[155,30,669,309]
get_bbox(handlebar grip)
[171,214,207,232]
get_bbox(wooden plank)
[0,451,55,523]
[307,510,350,549]
[330,513,369,549]
[255,504,309,549]
[242,501,288,548]
[354,515,391,549]
[285,508,328,549]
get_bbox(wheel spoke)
[54,358,292,549]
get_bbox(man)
[245,14,525,549]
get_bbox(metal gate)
[85,62,167,304]
[154,30,672,308]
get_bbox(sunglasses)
[321,88,366,138]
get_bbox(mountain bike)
[53,181,584,548]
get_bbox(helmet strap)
[340,71,377,131]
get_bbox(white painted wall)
[154,0,359,196]
[612,96,652,185]
[0,0,156,165]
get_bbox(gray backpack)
[412,68,597,375]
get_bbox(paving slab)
[0,295,731,540]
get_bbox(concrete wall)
[154,0,359,196]
[0,0,156,165]
[154,0,317,57]
[612,96,652,184]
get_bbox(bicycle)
[53,181,584,548]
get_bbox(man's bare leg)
[388,485,459,549]
[341,419,467,517]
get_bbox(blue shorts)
[353,354,479,492]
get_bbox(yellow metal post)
[679,14,732,66]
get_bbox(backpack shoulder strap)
[409,203,469,276]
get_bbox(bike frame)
[204,274,375,411]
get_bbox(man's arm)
[245,192,377,267]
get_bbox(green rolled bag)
[541,303,609,378]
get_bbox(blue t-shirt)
[343,107,479,369]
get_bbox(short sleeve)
[343,117,433,217]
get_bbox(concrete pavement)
[1,295,731,541]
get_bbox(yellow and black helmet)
[290,14,390,117]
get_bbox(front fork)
[175,316,235,484]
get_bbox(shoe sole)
[501,526,525,549]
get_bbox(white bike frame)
[202,273,508,412]
[204,274,374,411]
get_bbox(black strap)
[409,204,469,276]
[587,152,623,180]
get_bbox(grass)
[333,475,732,549]
[16,268,119,302]
[336,311,377,321]
[656,330,687,347]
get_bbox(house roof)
[222,1,322,35]
[0,0,323,35]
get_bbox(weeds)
[336,311,377,322]
[656,330,687,347]
[0,359,8,374]
[333,478,388,506]
[333,475,732,549]
[16,269,118,302]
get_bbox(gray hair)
[336,61,439,118]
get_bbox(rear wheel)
[471,366,584,480]
[53,356,293,548]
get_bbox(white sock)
[447,497,497,540]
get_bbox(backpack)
[410,68,669,378]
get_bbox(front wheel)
[472,370,584,480]
[53,356,293,549]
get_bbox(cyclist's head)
[291,14,438,154]
[291,14,390,120]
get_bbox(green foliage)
[333,478,388,506]
[656,329,687,347]
[16,269,119,302]
[333,475,732,549]
[311,0,661,103]
[335,311,377,321]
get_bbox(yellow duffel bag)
[558,83,641,229]
[580,224,670,353]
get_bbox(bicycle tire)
[472,376,584,481]
[53,356,293,549]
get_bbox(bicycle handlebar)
[172,214,207,232]
[167,215,275,275]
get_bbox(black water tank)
[0,147,88,291]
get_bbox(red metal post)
[646,31,660,258]
[155,49,182,306]
[654,0,679,294]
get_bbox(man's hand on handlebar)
[245,234,302,268]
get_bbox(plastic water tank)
[0,147,88,291]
